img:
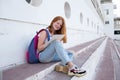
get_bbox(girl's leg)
[39,40,73,65]
[52,50,73,65]
[39,40,86,76]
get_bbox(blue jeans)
[39,40,73,65]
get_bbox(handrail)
[0,17,47,26]
[0,18,99,34]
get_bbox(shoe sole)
[68,72,86,77]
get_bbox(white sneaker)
[68,65,86,77]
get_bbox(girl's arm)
[37,30,47,52]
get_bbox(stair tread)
[42,38,104,80]
[3,37,104,80]
[3,62,57,80]
[93,38,115,80]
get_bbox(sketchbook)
[44,34,64,47]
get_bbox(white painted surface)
[0,0,113,70]
[102,3,114,39]
[71,38,107,80]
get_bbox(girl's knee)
[52,40,60,43]
[68,52,73,58]
[67,51,74,60]
[51,40,61,45]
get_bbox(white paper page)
[44,34,64,47]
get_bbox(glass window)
[25,0,42,7]
[92,21,93,27]
[80,13,83,24]
[26,0,31,3]
[87,18,89,26]
[105,21,109,24]
[97,25,99,34]
[106,9,109,15]
[64,2,71,19]
[114,30,120,35]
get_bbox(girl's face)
[52,20,62,31]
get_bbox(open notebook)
[44,34,64,47]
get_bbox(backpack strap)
[37,29,50,41]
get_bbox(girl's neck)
[51,29,55,35]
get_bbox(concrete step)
[72,38,120,80]
[71,37,108,80]
[90,38,115,80]
[113,40,120,58]
[41,37,106,80]
[111,39,120,80]
[2,37,105,80]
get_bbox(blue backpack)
[26,29,50,63]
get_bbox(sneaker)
[55,65,68,74]
[68,66,86,77]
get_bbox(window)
[97,26,99,34]
[64,2,71,19]
[25,0,42,7]
[26,0,31,3]
[106,9,109,15]
[80,13,83,24]
[114,30,120,35]
[87,18,89,26]
[105,21,109,24]
[92,21,93,27]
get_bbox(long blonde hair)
[47,16,67,43]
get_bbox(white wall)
[101,3,114,38]
[0,0,104,70]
